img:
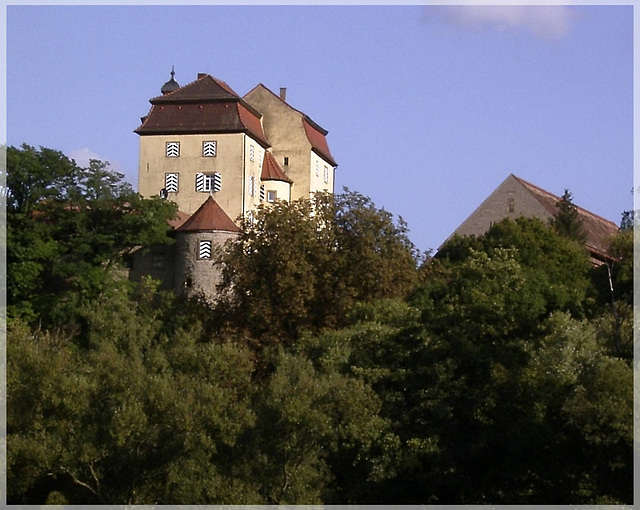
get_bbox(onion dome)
[161,67,180,95]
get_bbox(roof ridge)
[513,174,618,228]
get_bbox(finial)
[161,66,180,94]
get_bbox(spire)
[161,66,180,95]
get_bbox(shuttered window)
[166,141,180,157]
[165,173,179,193]
[198,240,212,259]
[196,172,222,192]
[249,144,255,162]
[203,141,217,157]
[260,184,265,202]
[324,166,329,183]
[248,175,256,196]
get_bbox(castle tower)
[174,196,240,301]
[135,70,270,220]
[132,71,337,298]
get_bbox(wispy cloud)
[67,147,122,173]
[423,5,578,40]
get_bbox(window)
[267,190,277,203]
[248,175,256,196]
[166,141,180,157]
[198,240,212,259]
[203,141,217,157]
[508,198,515,213]
[196,172,221,192]
[152,253,166,269]
[249,144,255,162]
[260,184,265,202]
[323,166,329,183]
[284,156,289,166]
[315,161,319,177]
[165,173,179,193]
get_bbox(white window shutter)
[199,240,212,259]
[195,173,205,192]
[203,141,217,157]
[166,142,180,157]
[213,172,222,192]
[165,173,179,193]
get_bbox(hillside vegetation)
[5,145,634,505]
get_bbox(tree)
[7,286,259,505]
[216,190,421,344]
[436,217,594,318]
[551,189,587,243]
[6,144,177,325]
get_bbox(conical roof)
[261,151,293,183]
[176,196,240,233]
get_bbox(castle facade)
[129,70,337,300]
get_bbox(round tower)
[174,196,240,302]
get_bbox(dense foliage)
[6,145,633,504]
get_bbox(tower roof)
[135,73,270,147]
[261,151,293,183]
[160,67,180,94]
[176,196,240,233]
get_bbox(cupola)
[161,66,180,95]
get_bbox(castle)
[129,70,338,300]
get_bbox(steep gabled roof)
[135,74,270,147]
[244,83,337,166]
[261,151,293,183]
[513,175,619,259]
[176,196,240,233]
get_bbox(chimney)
[198,73,207,79]
[279,87,287,101]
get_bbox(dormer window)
[166,141,180,157]
[203,141,217,157]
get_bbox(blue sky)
[5,3,635,253]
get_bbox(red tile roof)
[513,175,619,260]
[303,117,337,167]
[261,151,293,183]
[135,74,269,147]
[176,196,240,233]
[168,209,191,229]
[152,74,241,103]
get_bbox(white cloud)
[67,147,122,174]
[424,5,578,40]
